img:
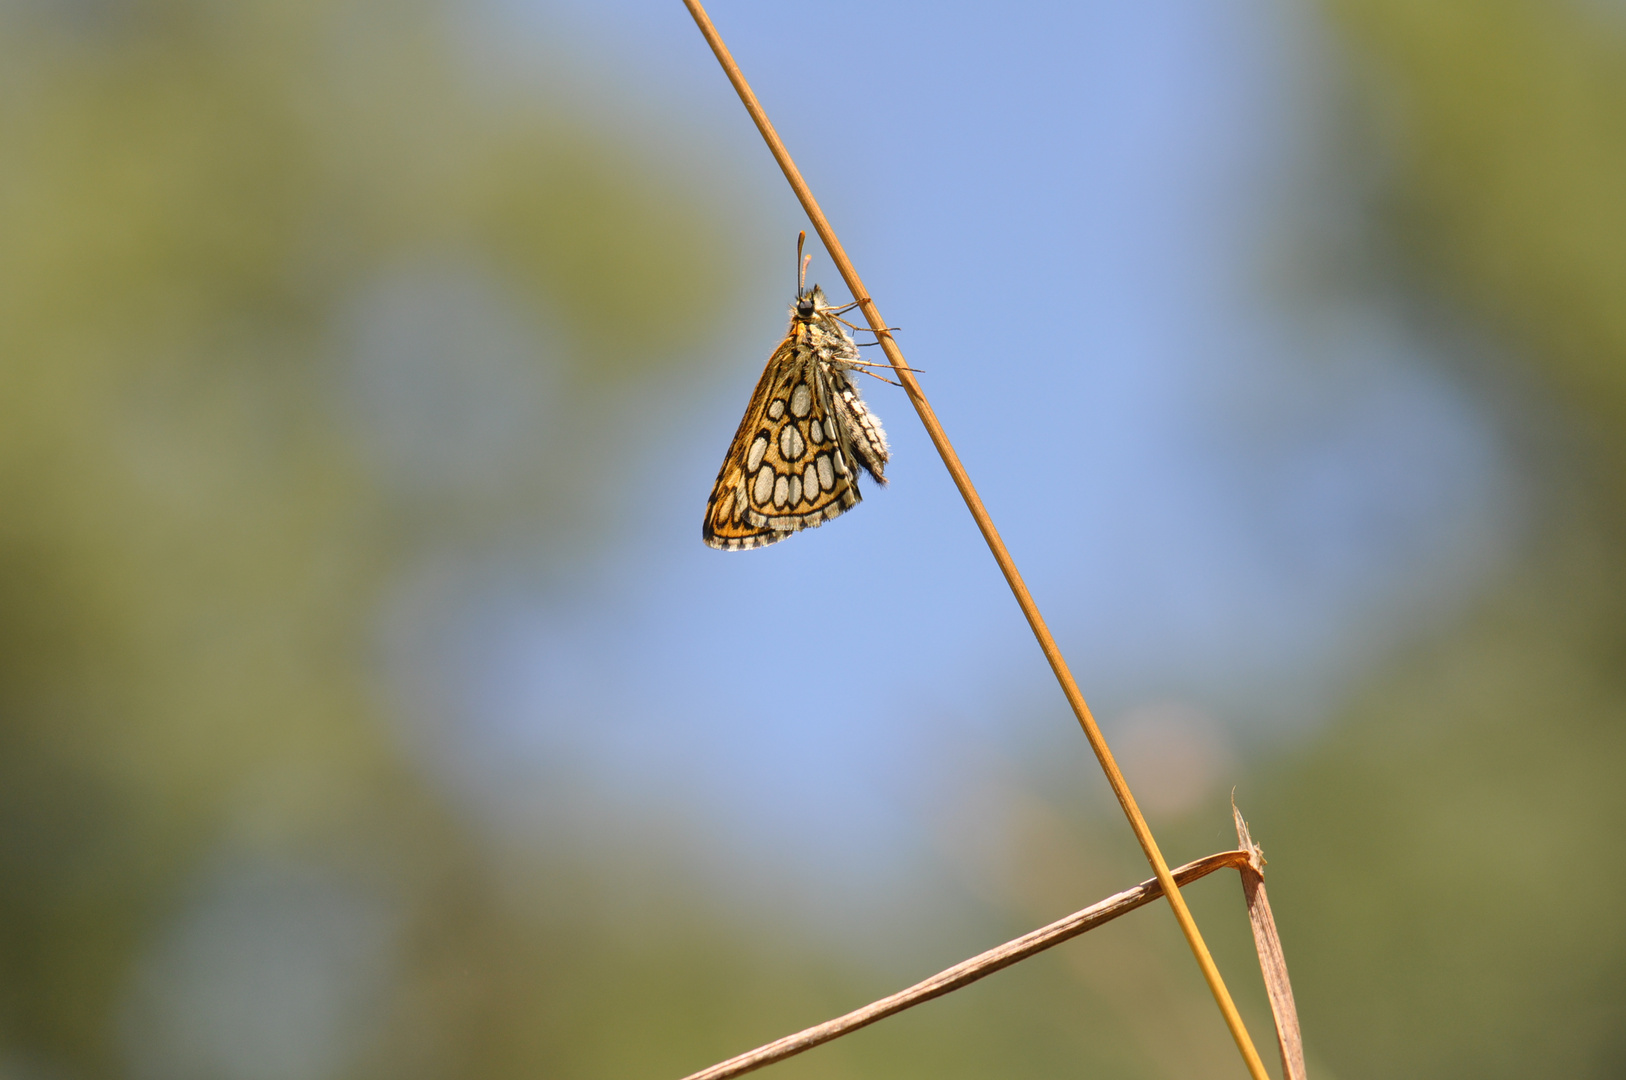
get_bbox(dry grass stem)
[678,850,1254,1080]
[679,2,1269,1077]
[1234,803,1307,1080]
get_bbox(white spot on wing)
[746,435,769,472]
[772,475,789,507]
[780,425,805,460]
[790,383,812,418]
[753,466,774,505]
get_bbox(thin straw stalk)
[678,3,1270,1077]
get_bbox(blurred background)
[3,0,1623,1076]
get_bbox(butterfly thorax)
[788,286,861,368]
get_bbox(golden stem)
[680,3,1272,1077]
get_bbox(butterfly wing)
[703,340,864,550]
[824,362,889,485]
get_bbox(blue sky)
[368,0,1514,931]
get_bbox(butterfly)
[703,234,891,550]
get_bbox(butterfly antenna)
[796,231,807,298]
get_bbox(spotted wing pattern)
[702,279,891,549]
[702,348,853,549]
[703,291,889,551]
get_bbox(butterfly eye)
[796,298,815,318]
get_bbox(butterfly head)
[793,285,826,322]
